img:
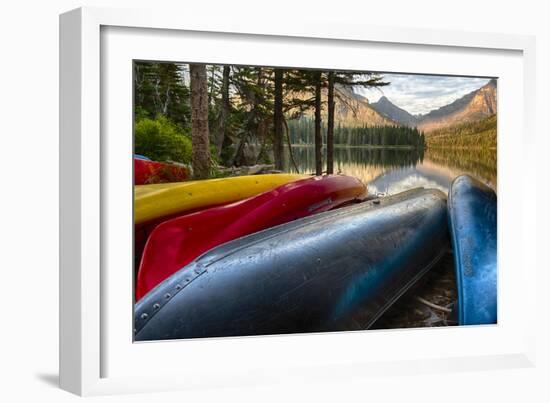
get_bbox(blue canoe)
[134,154,151,161]
[448,175,497,325]
[134,188,449,341]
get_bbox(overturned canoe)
[135,175,367,300]
[134,188,449,341]
[448,175,497,325]
[134,158,189,185]
[134,173,307,225]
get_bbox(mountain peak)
[371,96,418,127]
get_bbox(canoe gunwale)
[447,176,466,324]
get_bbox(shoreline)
[290,144,422,150]
[290,144,496,151]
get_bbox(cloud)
[357,74,491,115]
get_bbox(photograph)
[132,62,498,341]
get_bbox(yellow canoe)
[135,173,307,225]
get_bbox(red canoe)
[134,203,224,271]
[134,158,189,185]
[136,175,367,300]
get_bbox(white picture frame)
[59,6,537,396]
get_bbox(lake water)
[283,146,496,195]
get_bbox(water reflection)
[284,146,496,195]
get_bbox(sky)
[357,73,492,116]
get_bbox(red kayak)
[134,158,189,185]
[136,175,367,300]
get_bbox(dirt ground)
[372,248,458,329]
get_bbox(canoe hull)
[135,188,449,341]
[448,175,497,325]
[136,175,367,300]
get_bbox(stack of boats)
[133,156,497,341]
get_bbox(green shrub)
[134,116,192,164]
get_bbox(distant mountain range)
[369,78,497,133]
[290,78,496,135]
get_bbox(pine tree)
[327,71,335,174]
[189,64,211,179]
[211,65,231,157]
[273,69,284,170]
[314,71,323,175]
[134,62,190,128]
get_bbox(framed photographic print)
[60,6,537,396]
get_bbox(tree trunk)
[215,65,230,157]
[273,69,284,171]
[233,68,263,167]
[314,72,323,176]
[283,117,300,173]
[190,64,211,179]
[327,71,335,174]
